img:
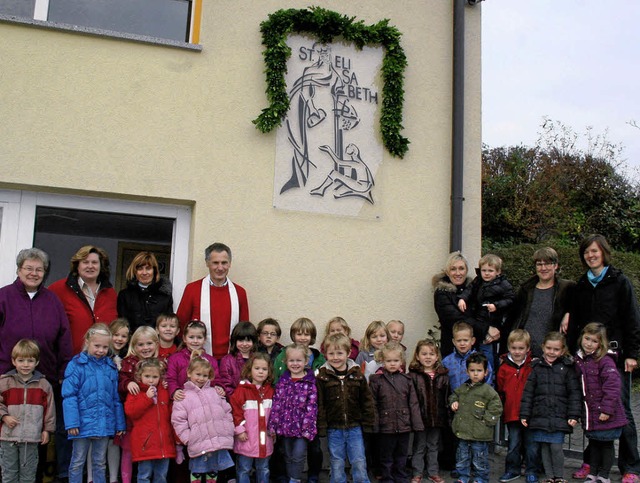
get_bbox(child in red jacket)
[496,329,535,483]
[124,358,176,482]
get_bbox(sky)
[482,1,640,177]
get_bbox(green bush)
[483,240,640,295]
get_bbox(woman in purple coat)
[0,248,73,481]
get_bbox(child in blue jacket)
[62,324,126,483]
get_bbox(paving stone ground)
[313,392,640,483]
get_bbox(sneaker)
[573,465,591,479]
[584,476,597,483]
[525,475,538,483]
[411,476,422,483]
[553,479,568,483]
[595,478,611,483]
[428,476,445,483]
[622,474,640,483]
[499,472,521,482]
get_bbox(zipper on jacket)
[340,378,347,426]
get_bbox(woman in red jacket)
[49,245,118,355]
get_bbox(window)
[0,0,35,18]
[0,189,192,303]
[0,0,202,45]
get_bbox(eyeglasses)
[535,262,556,268]
[260,331,278,338]
[21,266,45,274]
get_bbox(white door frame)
[0,189,191,306]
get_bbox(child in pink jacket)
[230,353,274,483]
[171,353,234,483]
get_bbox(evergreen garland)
[253,6,409,158]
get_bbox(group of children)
[0,309,629,483]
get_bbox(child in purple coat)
[575,323,628,483]
[218,322,258,398]
[166,320,219,400]
[268,344,318,483]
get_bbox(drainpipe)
[450,0,466,253]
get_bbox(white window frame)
[0,189,191,305]
[2,0,202,48]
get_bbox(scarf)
[200,276,239,354]
[587,265,609,287]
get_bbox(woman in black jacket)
[432,252,473,357]
[568,234,640,481]
[117,251,173,333]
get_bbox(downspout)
[450,0,466,252]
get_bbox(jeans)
[69,437,109,483]
[282,437,307,481]
[236,454,270,483]
[327,427,370,483]
[456,439,489,483]
[504,421,538,476]
[0,440,39,483]
[478,344,495,383]
[137,458,170,483]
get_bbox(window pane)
[0,0,36,18]
[48,0,190,42]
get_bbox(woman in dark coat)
[117,251,173,334]
[433,251,480,357]
[568,234,640,481]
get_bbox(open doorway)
[0,189,191,303]
[35,206,174,290]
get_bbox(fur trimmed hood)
[431,271,471,292]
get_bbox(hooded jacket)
[62,351,126,438]
[432,272,474,356]
[575,350,627,432]
[519,355,581,433]
[117,277,173,334]
[0,370,55,443]
[171,380,234,458]
[230,379,274,458]
[124,383,176,462]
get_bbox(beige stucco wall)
[0,1,482,352]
